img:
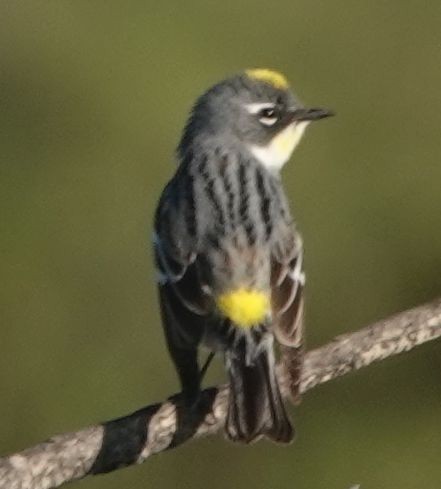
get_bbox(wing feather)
[154,177,212,319]
[271,232,304,348]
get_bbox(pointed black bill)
[289,107,335,122]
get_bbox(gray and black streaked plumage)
[153,69,332,443]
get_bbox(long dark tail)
[225,336,294,444]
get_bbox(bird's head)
[178,68,333,170]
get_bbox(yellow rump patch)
[245,68,289,89]
[217,288,270,328]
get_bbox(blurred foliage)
[1,2,440,488]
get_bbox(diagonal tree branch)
[1,297,441,489]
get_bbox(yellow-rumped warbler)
[154,69,332,443]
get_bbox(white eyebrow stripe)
[245,102,276,114]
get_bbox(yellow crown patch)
[217,288,270,328]
[245,68,289,89]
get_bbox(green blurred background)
[1,1,440,488]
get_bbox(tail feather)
[225,336,294,444]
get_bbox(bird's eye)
[259,107,278,126]
[260,108,275,118]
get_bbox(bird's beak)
[287,107,335,123]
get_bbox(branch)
[1,297,441,489]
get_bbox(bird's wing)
[270,229,305,349]
[154,173,212,349]
[270,228,305,403]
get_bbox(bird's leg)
[199,351,215,382]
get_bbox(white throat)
[249,121,309,171]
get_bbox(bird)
[153,68,333,444]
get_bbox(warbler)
[153,69,332,443]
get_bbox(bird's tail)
[224,335,294,444]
